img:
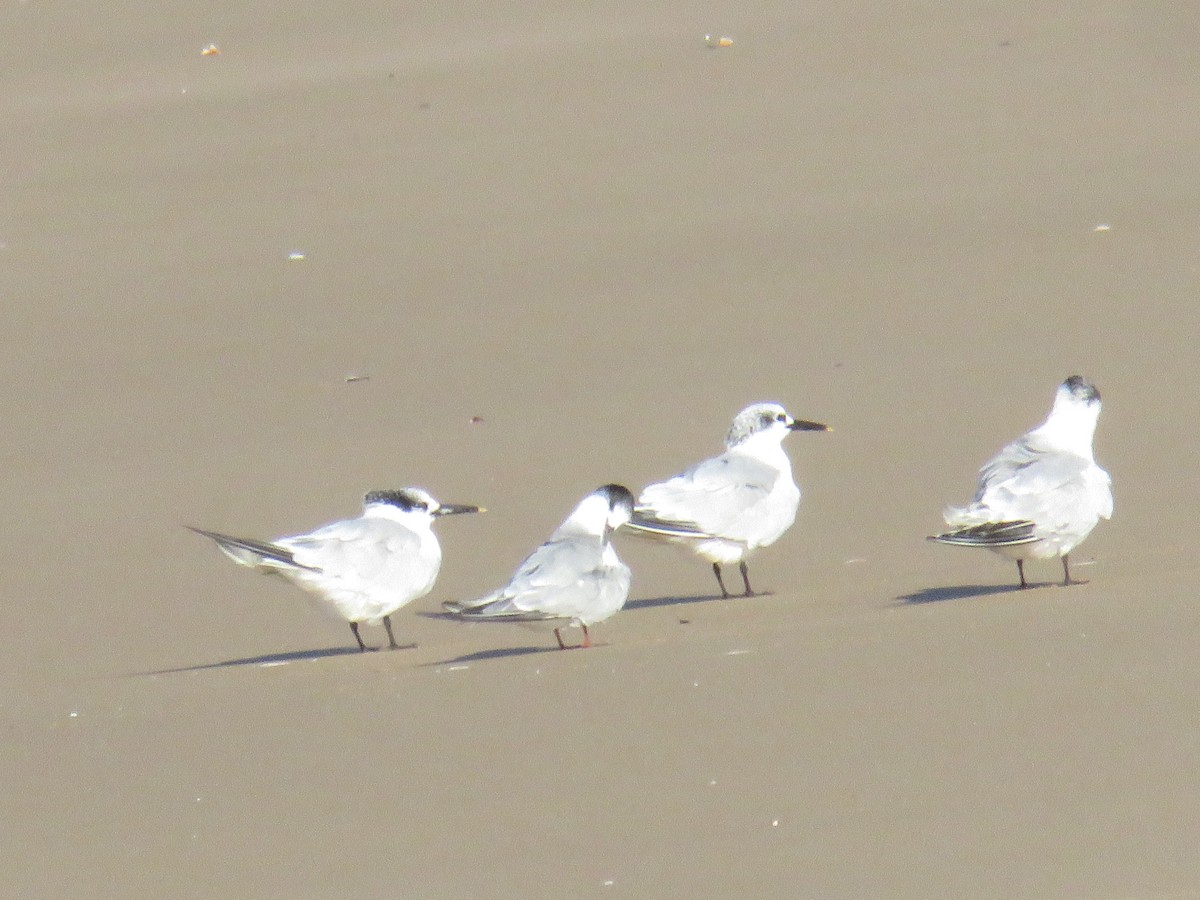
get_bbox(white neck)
[553,495,610,539]
[1031,398,1100,459]
[363,503,433,531]
[730,428,791,466]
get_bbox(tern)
[444,484,634,649]
[189,488,482,650]
[624,403,830,598]
[929,376,1113,587]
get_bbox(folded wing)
[445,536,617,622]
[628,453,778,541]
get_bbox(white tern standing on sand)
[929,376,1112,587]
[443,484,634,649]
[624,403,831,598]
[189,488,483,651]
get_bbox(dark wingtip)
[929,521,1039,547]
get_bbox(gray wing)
[943,433,1110,532]
[280,518,423,586]
[446,536,607,621]
[629,453,779,539]
[975,435,1095,522]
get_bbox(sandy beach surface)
[4,1,1200,896]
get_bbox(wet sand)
[3,1,1200,896]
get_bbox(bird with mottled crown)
[929,376,1113,587]
[189,488,483,651]
[623,402,830,598]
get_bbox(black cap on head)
[364,489,429,512]
[1063,375,1101,403]
[597,484,635,511]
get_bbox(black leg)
[712,562,730,599]
[554,627,567,650]
[382,616,401,650]
[1062,555,1087,586]
[1017,559,1028,589]
[350,621,373,651]
[739,560,754,597]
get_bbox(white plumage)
[190,488,482,650]
[444,484,634,649]
[930,376,1113,587]
[624,402,830,598]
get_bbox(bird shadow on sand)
[136,645,368,675]
[624,591,772,611]
[896,583,1051,605]
[423,645,569,667]
[419,593,766,627]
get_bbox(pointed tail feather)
[625,510,707,539]
[443,595,558,621]
[927,520,1039,547]
[185,526,322,572]
[442,595,499,616]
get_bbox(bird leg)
[350,622,376,652]
[712,563,731,599]
[554,627,567,650]
[1016,559,1028,589]
[739,560,754,597]
[1061,555,1088,586]
[581,625,592,649]
[382,616,401,650]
